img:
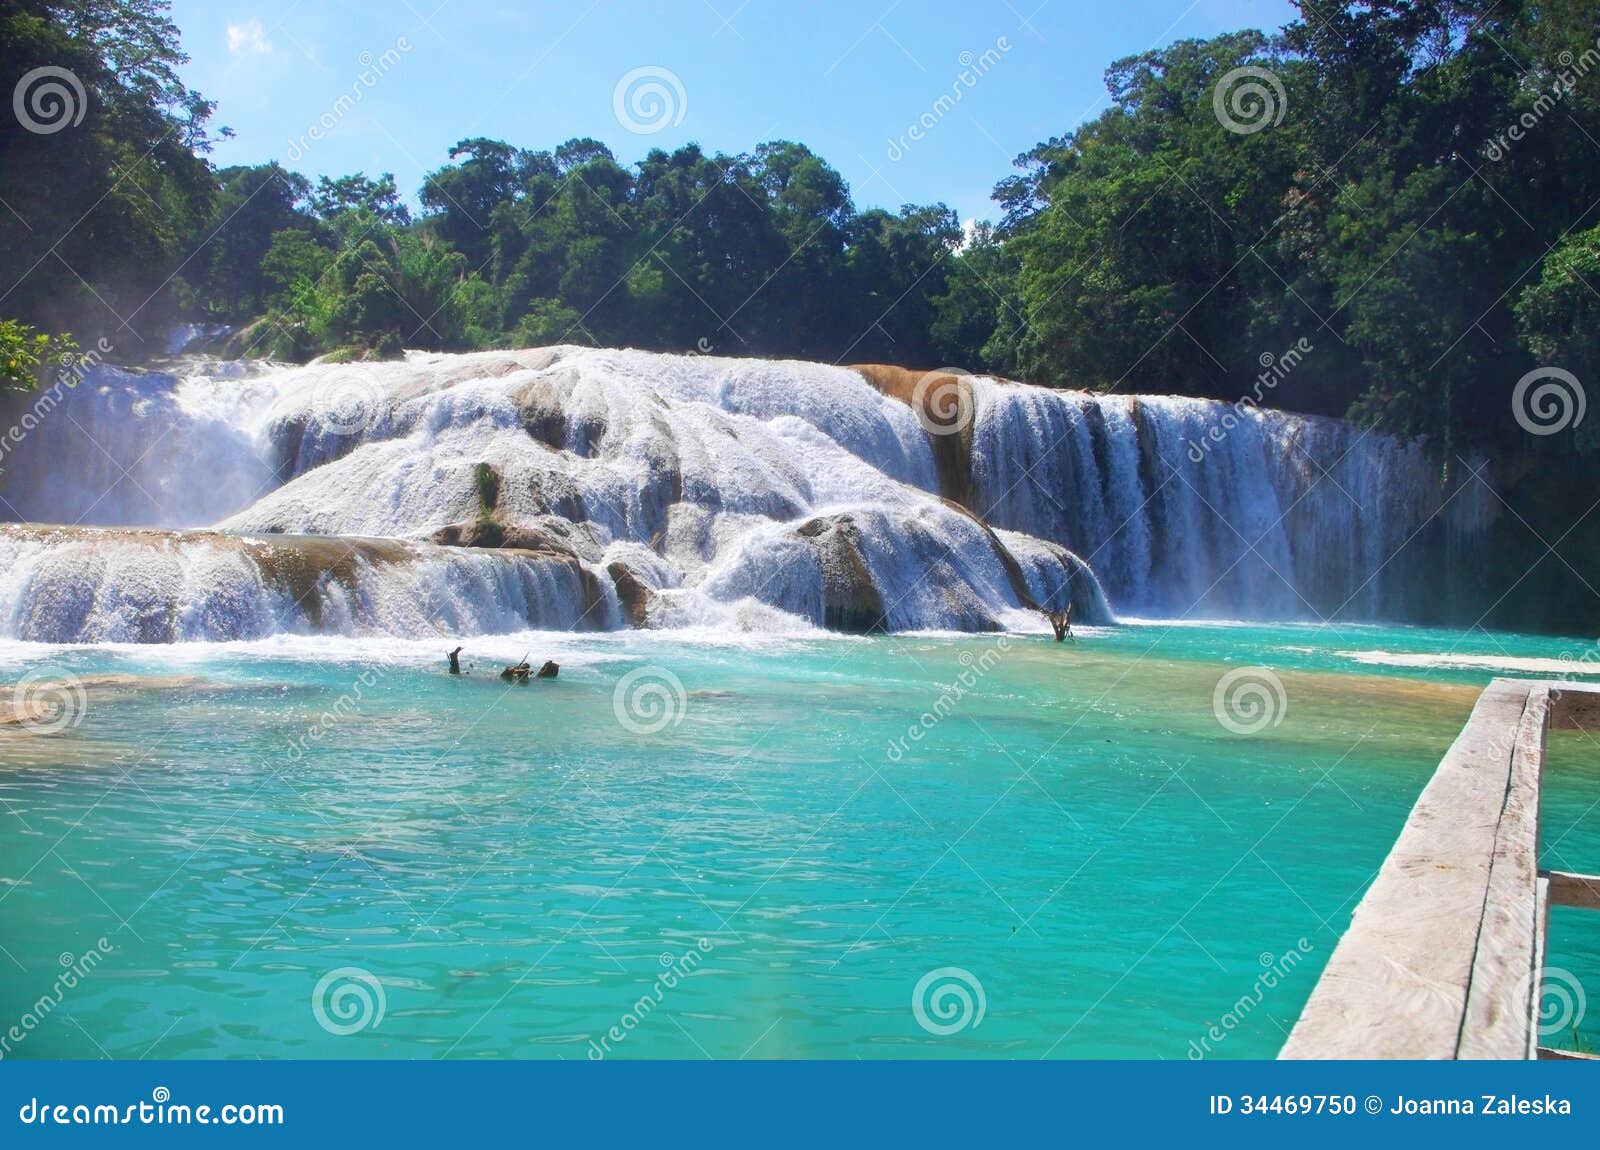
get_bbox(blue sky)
[172,0,1299,222]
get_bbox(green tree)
[1516,224,1600,454]
[0,318,77,390]
[312,173,411,225]
[0,0,216,350]
[196,164,315,318]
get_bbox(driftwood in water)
[500,655,558,682]
[1047,606,1074,643]
[448,646,463,675]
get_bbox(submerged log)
[499,658,557,682]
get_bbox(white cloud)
[226,19,272,55]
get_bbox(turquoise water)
[2,621,1597,1059]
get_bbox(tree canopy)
[4,0,1599,479]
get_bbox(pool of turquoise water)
[2,620,1597,1059]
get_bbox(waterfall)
[970,385,1490,620]
[0,525,618,643]
[0,346,1491,642]
[0,360,286,527]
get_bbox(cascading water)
[969,384,1493,621]
[0,525,618,643]
[0,360,288,527]
[0,345,1490,643]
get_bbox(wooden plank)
[1281,680,1532,1060]
[1544,869,1600,911]
[1531,876,1550,1059]
[1459,688,1548,1058]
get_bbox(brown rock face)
[508,374,567,450]
[244,534,413,627]
[428,517,615,629]
[508,372,606,456]
[1026,539,1111,624]
[795,513,887,633]
[606,561,655,628]
[429,518,581,562]
[850,364,975,506]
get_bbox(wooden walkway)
[1281,678,1600,1060]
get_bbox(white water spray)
[0,346,1488,642]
